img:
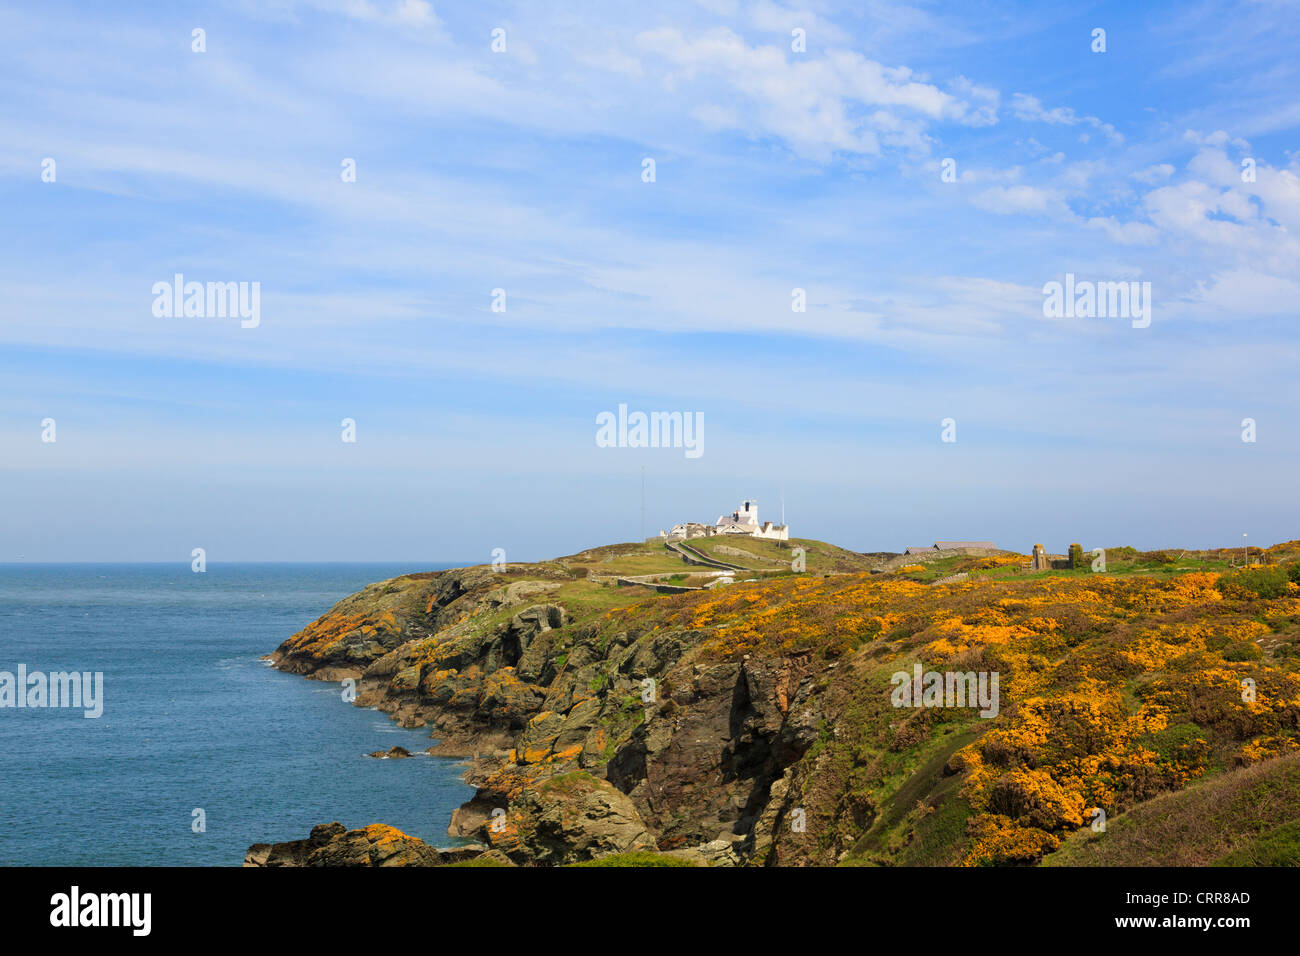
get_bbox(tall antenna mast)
[641,466,646,542]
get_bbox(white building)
[668,500,789,541]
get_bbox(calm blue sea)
[0,563,475,866]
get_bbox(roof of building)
[904,546,935,554]
[933,540,998,550]
[717,515,757,527]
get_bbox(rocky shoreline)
[244,821,501,867]
[250,554,824,866]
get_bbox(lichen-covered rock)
[476,771,655,865]
[268,566,516,679]
[243,822,452,867]
[516,710,567,764]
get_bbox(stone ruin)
[1031,543,1051,571]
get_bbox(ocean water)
[0,563,476,866]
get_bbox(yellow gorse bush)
[605,565,1300,864]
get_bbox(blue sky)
[2,0,1298,562]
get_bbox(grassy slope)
[1045,752,1300,866]
[682,534,881,573]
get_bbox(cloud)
[1010,92,1123,144]
[312,0,439,25]
[4,0,1300,562]
[971,184,1068,216]
[1145,180,1265,247]
[747,0,853,46]
[1133,163,1175,184]
[1180,267,1300,318]
[634,26,997,159]
[1084,217,1159,245]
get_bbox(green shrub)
[1205,632,1230,651]
[1143,722,1207,762]
[1222,567,1290,600]
[1068,543,1085,569]
[1223,641,1262,662]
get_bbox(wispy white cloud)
[633,26,994,159]
[3,0,1299,557]
[1010,93,1123,144]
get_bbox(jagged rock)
[368,745,412,759]
[515,603,567,631]
[391,664,423,692]
[480,580,562,613]
[495,604,568,674]
[749,766,797,863]
[478,771,655,865]
[448,793,497,839]
[554,696,603,754]
[665,837,745,867]
[243,822,449,866]
[437,843,489,863]
[516,710,568,764]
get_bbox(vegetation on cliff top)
[271,536,1300,867]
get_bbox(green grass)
[549,579,659,620]
[1213,819,1300,865]
[1044,752,1300,866]
[894,789,975,867]
[843,722,986,865]
[560,542,689,576]
[684,535,880,574]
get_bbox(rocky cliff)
[265,547,826,865]
[259,538,1300,867]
